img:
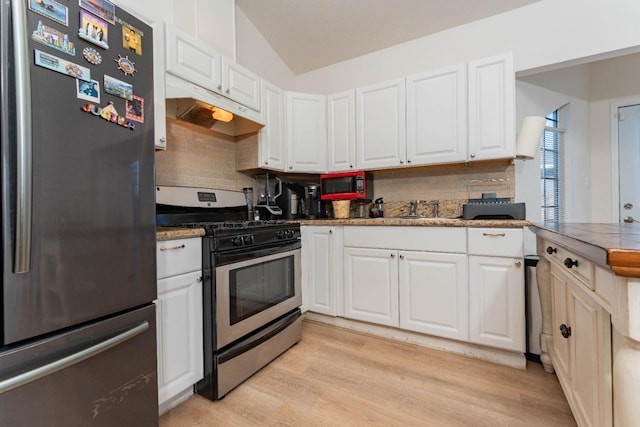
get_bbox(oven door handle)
[215,241,301,267]
[217,310,301,364]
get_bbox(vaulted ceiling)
[235,0,542,75]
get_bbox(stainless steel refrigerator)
[0,1,158,425]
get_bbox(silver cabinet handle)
[11,0,33,274]
[515,261,522,268]
[399,254,404,259]
[390,253,395,258]
[0,321,149,394]
[197,276,203,283]
[159,244,186,251]
[483,232,506,237]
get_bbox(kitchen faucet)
[409,200,420,216]
[432,200,439,218]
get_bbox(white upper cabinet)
[467,52,515,161]
[171,0,236,60]
[260,81,286,171]
[406,64,467,165]
[356,79,406,170]
[327,90,356,172]
[285,92,327,173]
[222,57,261,112]
[165,25,223,93]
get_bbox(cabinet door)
[302,227,338,316]
[399,251,468,341]
[222,57,261,111]
[356,79,406,170]
[156,270,204,405]
[165,25,223,94]
[344,247,399,327]
[406,64,467,166]
[285,92,327,173]
[569,284,611,427]
[469,255,525,352]
[550,266,571,382]
[467,52,515,161]
[327,90,356,172]
[259,81,286,170]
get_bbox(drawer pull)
[159,244,186,252]
[560,324,572,339]
[564,257,578,269]
[546,246,557,254]
[482,232,506,237]
[390,253,395,258]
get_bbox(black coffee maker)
[304,185,329,219]
[276,182,305,219]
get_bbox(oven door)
[215,244,301,349]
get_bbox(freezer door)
[1,1,156,344]
[0,305,158,427]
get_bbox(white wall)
[235,7,296,90]
[294,0,640,94]
[515,79,590,255]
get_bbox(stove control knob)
[276,230,284,239]
[287,229,295,238]
[243,235,253,245]
[232,237,244,246]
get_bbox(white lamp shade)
[516,116,546,160]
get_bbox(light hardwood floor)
[160,320,576,427]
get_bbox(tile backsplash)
[156,118,515,211]
[155,118,255,191]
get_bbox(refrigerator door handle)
[10,0,33,274]
[0,321,149,394]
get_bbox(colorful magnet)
[122,24,143,56]
[115,55,136,76]
[29,0,68,26]
[81,101,136,130]
[76,79,100,103]
[78,10,109,50]
[82,47,102,65]
[103,74,133,101]
[32,20,75,56]
[79,0,115,25]
[126,96,144,123]
[34,49,91,81]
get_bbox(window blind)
[540,111,564,222]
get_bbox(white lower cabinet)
[399,251,468,341]
[343,247,399,327]
[156,238,203,410]
[301,226,342,316]
[468,255,525,352]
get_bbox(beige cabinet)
[156,238,203,413]
[549,262,612,427]
[467,52,515,161]
[285,92,327,172]
[301,226,343,316]
[406,64,467,166]
[356,79,407,169]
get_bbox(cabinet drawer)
[157,238,202,279]
[467,228,523,257]
[543,239,594,289]
[344,226,466,253]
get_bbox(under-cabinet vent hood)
[165,73,264,137]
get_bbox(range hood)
[165,73,265,137]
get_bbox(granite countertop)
[529,222,640,277]
[297,217,530,228]
[156,227,205,241]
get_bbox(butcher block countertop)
[298,218,530,228]
[156,227,205,241]
[530,222,640,278]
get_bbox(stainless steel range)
[156,186,302,400]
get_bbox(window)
[540,110,564,222]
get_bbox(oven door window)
[228,254,295,325]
